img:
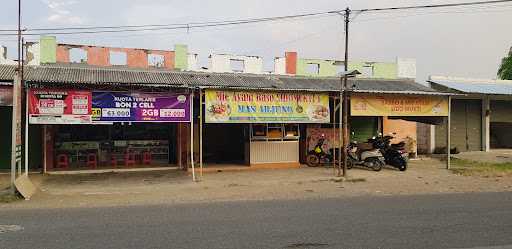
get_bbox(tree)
[498,47,512,80]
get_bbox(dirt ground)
[1,158,512,210]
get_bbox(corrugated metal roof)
[0,64,448,95]
[429,76,512,95]
[0,65,15,82]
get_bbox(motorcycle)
[375,134,408,171]
[346,137,385,171]
[306,135,335,167]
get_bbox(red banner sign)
[29,89,92,124]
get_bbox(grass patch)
[450,158,512,177]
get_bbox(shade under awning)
[388,116,445,125]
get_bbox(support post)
[199,88,203,178]
[341,7,351,177]
[338,92,343,176]
[482,96,490,152]
[332,96,337,174]
[43,125,47,174]
[24,85,29,175]
[446,96,452,169]
[190,92,196,182]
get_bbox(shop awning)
[429,76,512,95]
[0,64,452,96]
[0,65,15,83]
[388,116,445,125]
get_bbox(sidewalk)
[1,158,512,209]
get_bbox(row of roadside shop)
[0,63,457,176]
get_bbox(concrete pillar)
[174,44,188,71]
[482,96,490,151]
[285,52,297,75]
[40,36,57,64]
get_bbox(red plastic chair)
[56,154,69,169]
[86,153,97,169]
[124,151,136,167]
[142,151,152,165]
[110,154,118,168]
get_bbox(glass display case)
[250,124,300,141]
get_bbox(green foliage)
[450,157,512,176]
[498,49,512,80]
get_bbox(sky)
[1,0,511,82]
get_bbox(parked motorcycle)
[346,138,385,171]
[375,134,408,171]
[306,135,334,167]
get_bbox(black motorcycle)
[306,136,335,167]
[374,135,408,171]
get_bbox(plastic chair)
[56,154,69,169]
[110,154,118,167]
[142,151,152,165]
[86,153,97,169]
[124,150,136,167]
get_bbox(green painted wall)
[295,58,398,79]
[348,61,397,79]
[296,59,337,77]
[174,44,188,70]
[40,36,57,64]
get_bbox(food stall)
[204,89,330,166]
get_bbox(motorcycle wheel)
[367,158,383,172]
[397,158,407,171]
[306,154,320,167]
[346,158,354,169]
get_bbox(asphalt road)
[1,192,512,249]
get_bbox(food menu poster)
[28,89,92,124]
[92,92,191,122]
[205,90,330,123]
[351,94,449,117]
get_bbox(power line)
[0,11,336,35]
[353,4,512,23]
[355,0,512,12]
[1,0,511,36]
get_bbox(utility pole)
[341,7,351,177]
[11,0,22,194]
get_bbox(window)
[252,124,267,138]
[284,124,299,139]
[109,51,127,66]
[230,59,244,72]
[306,63,320,74]
[148,54,165,67]
[69,48,87,63]
[267,124,283,139]
[362,65,374,77]
[250,124,300,141]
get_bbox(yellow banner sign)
[205,90,330,123]
[351,94,449,116]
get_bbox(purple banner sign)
[92,92,190,122]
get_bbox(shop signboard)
[91,92,190,122]
[205,90,330,123]
[351,94,449,116]
[0,85,13,106]
[28,89,92,124]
